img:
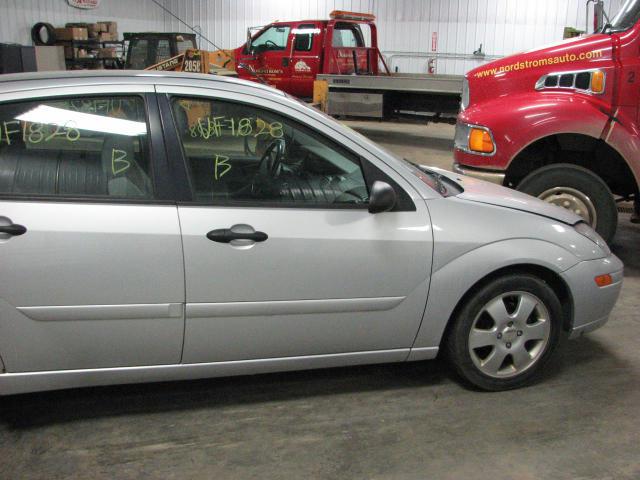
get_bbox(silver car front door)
[0,88,185,373]
[159,86,432,363]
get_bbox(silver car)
[0,71,622,394]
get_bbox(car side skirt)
[0,347,439,396]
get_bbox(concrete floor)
[1,122,639,480]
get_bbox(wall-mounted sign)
[68,0,101,9]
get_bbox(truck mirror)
[246,28,253,53]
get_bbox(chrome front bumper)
[452,162,506,185]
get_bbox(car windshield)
[608,0,640,32]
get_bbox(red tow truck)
[131,11,463,120]
[234,10,383,98]
[453,0,640,242]
[234,11,462,120]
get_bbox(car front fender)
[409,238,579,357]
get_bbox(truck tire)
[517,163,617,243]
[444,273,562,391]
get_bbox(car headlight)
[454,122,496,155]
[461,77,469,111]
[575,222,611,255]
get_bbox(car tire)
[444,274,563,391]
[517,163,617,243]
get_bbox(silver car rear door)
[0,84,185,373]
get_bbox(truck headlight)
[454,122,495,155]
[575,221,610,255]
[461,77,469,110]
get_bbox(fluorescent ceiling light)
[16,105,147,137]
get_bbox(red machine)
[234,10,387,98]
[453,2,640,242]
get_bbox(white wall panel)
[0,0,165,46]
[0,0,630,75]
[375,0,625,74]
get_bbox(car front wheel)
[445,274,563,391]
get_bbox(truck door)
[289,22,323,99]
[325,21,376,75]
[239,24,292,92]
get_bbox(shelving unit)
[58,39,125,69]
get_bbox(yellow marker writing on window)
[214,154,231,180]
[112,148,130,175]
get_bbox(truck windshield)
[609,0,640,32]
[251,25,290,52]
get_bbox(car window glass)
[293,24,316,51]
[171,97,369,206]
[252,25,290,52]
[0,96,153,198]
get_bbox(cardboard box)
[34,46,65,71]
[98,32,117,42]
[98,21,118,34]
[87,23,100,38]
[98,47,117,58]
[54,27,88,41]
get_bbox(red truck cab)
[453,0,640,242]
[234,11,381,98]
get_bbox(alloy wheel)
[468,291,551,378]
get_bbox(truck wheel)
[517,163,617,242]
[444,274,562,391]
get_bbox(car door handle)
[206,228,268,243]
[0,223,27,236]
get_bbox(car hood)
[428,167,582,225]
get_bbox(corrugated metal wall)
[0,0,628,75]
[374,0,625,74]
[0,0,165,45]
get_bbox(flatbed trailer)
[316,73,463,122]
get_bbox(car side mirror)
[368,181,397,214]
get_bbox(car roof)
[0,70,286,97]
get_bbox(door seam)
[175,206,188,364]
